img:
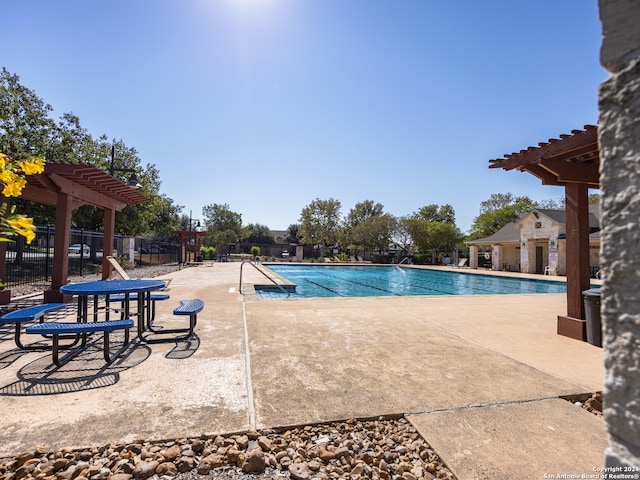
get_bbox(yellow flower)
[0,169,13,184]
[6,217,36,244]
[19,158,45,175]
[0,151,41,244]
[2,177,26,197]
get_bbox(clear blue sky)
[4,0,606,233]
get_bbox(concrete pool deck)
[0,262,607,478]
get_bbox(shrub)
[411,254,429,265]
[200,246,217,260]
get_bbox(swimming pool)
[257,265,567,299]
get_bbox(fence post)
[45,224,51,281]
[80,228,85,276]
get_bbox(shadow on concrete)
[0,337,151,396]
[165,334,200,359]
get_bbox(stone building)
[466,205,601,276]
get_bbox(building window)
[535,222,542,228]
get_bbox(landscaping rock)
[0,417,457,480]
[241,449,266,473]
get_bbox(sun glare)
[217,0,286,20]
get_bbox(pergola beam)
[521,164,563,186]
[50,173,127,211]
[490,125,599,171]
[538,158,600,186]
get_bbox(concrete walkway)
[0,262,607,478]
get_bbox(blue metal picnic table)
[61,279,167,340]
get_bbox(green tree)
[285,224,300,244]
[212,229,238,256]
[409,220,463,262]
[366,214,397,257]
[407,204,463,262]
[202,203,242,254]
[537,197,564,209]
[1,68,183,236]
[202,203,242,235]
[298,198,342,254]
[344,200,395,258]
[414,204,456,224]
[0,67,56,159]
[393,216,413,255]
[344,200,384,228]
[246,224,275,245]
[468,193,536,239]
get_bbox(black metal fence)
[4,226,179,288]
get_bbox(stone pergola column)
[492,245,503,271]
[599,0,640,468]
[468,245,478,269]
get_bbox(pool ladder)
[239,260,291,297]
[397,256,411,265]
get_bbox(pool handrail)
[239,260,291,298]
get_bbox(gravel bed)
[0,417,456,480]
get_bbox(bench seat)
[0,303,67,350]
[108,293,170,322]
[26,319,134,367]
[173,299,204,317]
[108,293,170,302]
[141,299,204,344]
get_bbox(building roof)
[269,230,290,243]
[466,206,601,245]
[467,220,521,245]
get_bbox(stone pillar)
[599,0,640,468]
[519,241,530,273]
[492,245,503,271]
[548,238,559,275]
[469,245,478,269]
[296,245,304,262]
[558,239,567,276]
[123,237,135,264]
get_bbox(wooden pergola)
[175,230,208,264]
[489,124,600,340]
[0,162,147,303]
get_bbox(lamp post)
[110,145,141,188]
[188,210,201,263]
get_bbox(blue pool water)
[256,265,567,299]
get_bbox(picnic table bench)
[141,299,204,344]
[108,292,170,323]
[0,303,67,350]
[26,319,134,367]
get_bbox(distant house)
[465,205,601,276]
[270,230,288,244]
